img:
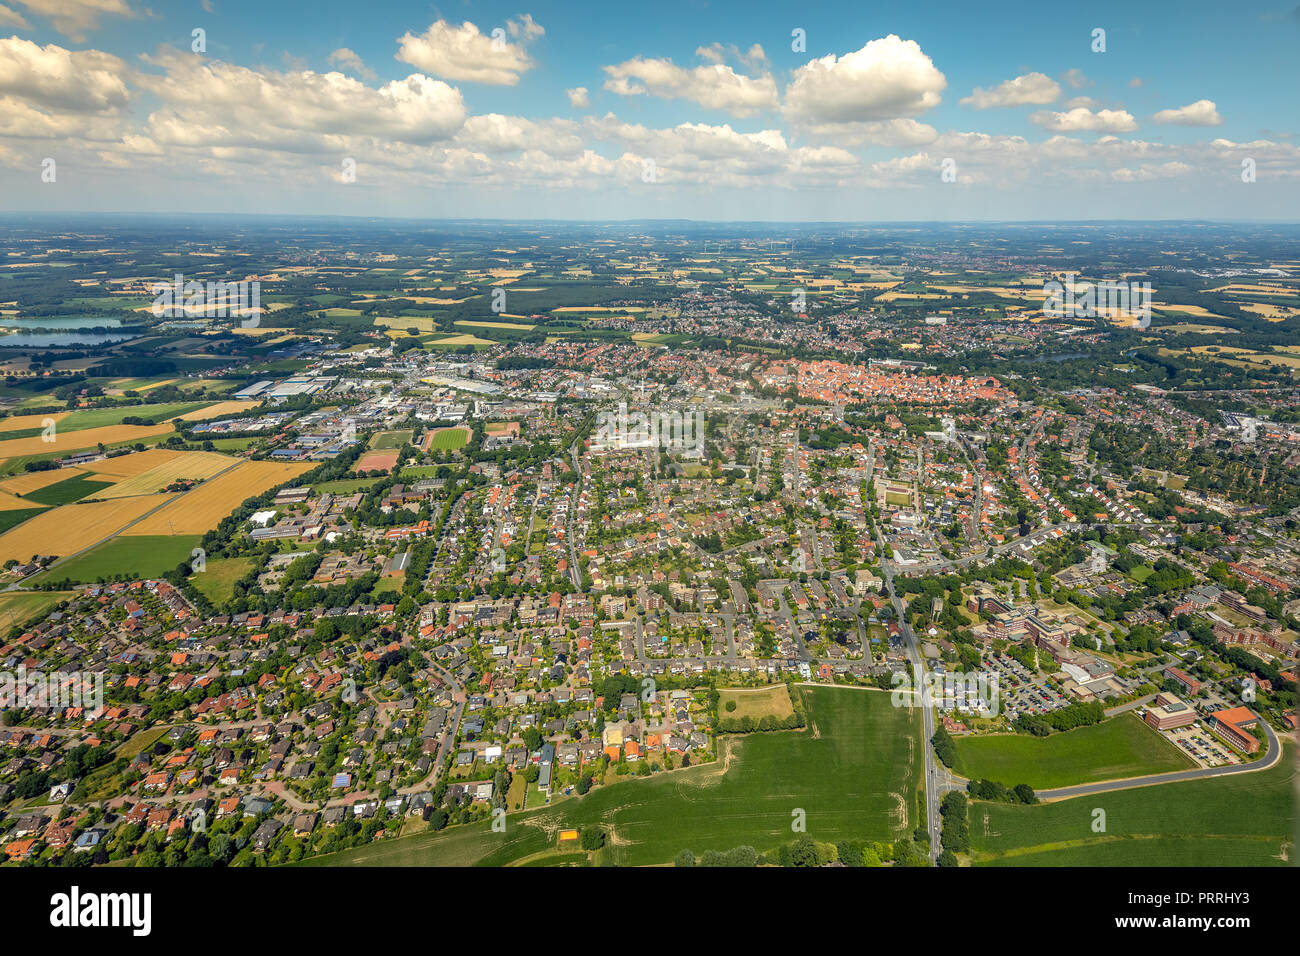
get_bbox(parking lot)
[986,653,1070,718]
[1162,723,1241,768]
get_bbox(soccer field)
[296,686,921,867]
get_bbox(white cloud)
[396,16,543,86]
[602,56,778,117]
[328,48,377,82]
[1030,106,1137,132]
[960,72,1060,109]
[794,117,937,148]
[135,53,467,152]
[12,0,133,41]
[566,86,589,109]
[783,35,946,124]
[456,114,584,156]
[0,37,129,114]
[1152,99,1223,126]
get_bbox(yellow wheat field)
[0,422,174,460]
[177,401,261,421]
[0,411,69,434]
[0,467,87,495]
[0,490,47,511]
[0,493,175,562]
[123,460,313,535]
[96,451,237,499]
[79,448,186,479]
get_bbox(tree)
[579,825,606,851]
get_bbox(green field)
[21,473,114,506]
[313,478,378,495]
[0,590,74,629]
[951,714,1196,790]
[295,686,920,867]
[191,555,255,605]
[428,428,469,451]
[33,534,203,584]
[370,429,414,450]
[56,402,211,431]
[971,746,1295,866]
[0,507,44,534]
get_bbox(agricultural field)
[0,422,175,460]
[178,400,261,421]
[970,746,1295,866]
[32,534,202,584]
[19,473,115,506]
[0,493,174,563]
[94,451,235,499]
[299,686,919,867]
[718,684,796,722]
[123,459,314,535]
[949,714,1195,790]
[0,590,75,629]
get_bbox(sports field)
[950,714,1196,790]
[370,429,413,450]
[970,745,1294,866]
[427,427,470,451]
[297,686,920,867]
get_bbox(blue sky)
[0,0,1297,220]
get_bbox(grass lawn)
[33,534,202,584]
[21,474,114,506]
[970,744,1295,866]
[191,555,254,604]
[295,686,920,867]
[951,714,1195,790]
[719,684,795,721]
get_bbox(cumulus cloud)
[783,35,946,124]
[396,16,543,86]
[601,54,778,117]
[566,86,589,109]
[1030,106,1137,132]
[960,72,1060,108]
[11,0,134,41]
[134,53,467,152]
[1152,98,1223,126]
[456,113,584,156]
[0,37,130,113]
[328,48,377,82]
[794,117,937,148]
[1061,68,1090,89]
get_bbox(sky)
[0,0,1297,221]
